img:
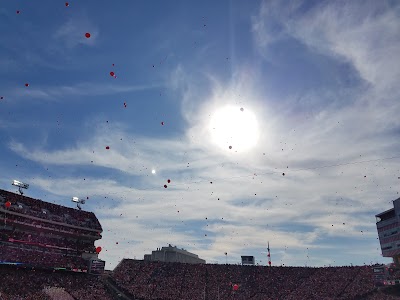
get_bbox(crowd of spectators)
[111,259,399,300]
[0,258,400,299]
[0,265,113,300]
[0,243,88,270]
[1,229,97,253]
[0,212,100,238]
[0,189,102,231]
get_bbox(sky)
[0,0,400,270]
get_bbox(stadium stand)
[0,265,113,300]
[110,259,400,300]
[1,188,400,299]
[0,189,102,272]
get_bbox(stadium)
[0,182,399,300]
[1,0,400,299]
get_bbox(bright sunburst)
[209,105,259,152]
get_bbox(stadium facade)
[144,244,206,264]
[0,188,105,274]
[376,197,400,264]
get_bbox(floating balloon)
[95,246,102,254]
[161,121,164,125]
[110,71,115,77]
[65,2,69,6]
[85,32,91,38]
[240,108,244,112]
[0,96,3,100]
[229,146,232,149]
[164,185,167,188]
[25,83,29,87]
[167,179,171,183]
[233,284,239,291]
[16,10,20,14]
[5,201,11,208]
[105,146,110,150]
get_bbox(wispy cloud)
[6,81,164,102]
[53,14,99,49]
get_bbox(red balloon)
[167,179,171,183]
[95,246,102,254]
[233,284,239,291]
[85,32,91,38]
[110,71,115,77]
[65,2,69,7]
[25,83,29,87]
[5,201,11,208]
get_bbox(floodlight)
[12,179,29,195]
[71,196,86,210]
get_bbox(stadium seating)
[0,265,113,300]
[0,189,102,231]
[111,259,384,300]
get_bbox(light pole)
[12,180,29,195]
[72,197,86,210]
[8,180,29,226]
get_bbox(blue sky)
[1,0,400,270]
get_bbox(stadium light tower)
[72,197,86,210]
[12,180,29,195]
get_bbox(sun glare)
[209,105,259,152]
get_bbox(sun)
[209,105,259,152]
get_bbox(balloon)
[95,246,102,254]
[233,284,239,291]
[105,146,110,150]
[5,201,11,208]
[85,33,91,38]
[110,71,115,77]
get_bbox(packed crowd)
[0,212,100,238]
[0,243,88,270]
[1,229,96,253]
[0,265,113,300]
[0,189,102,230]
[0,258,399,299]
[111,259,398,300]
